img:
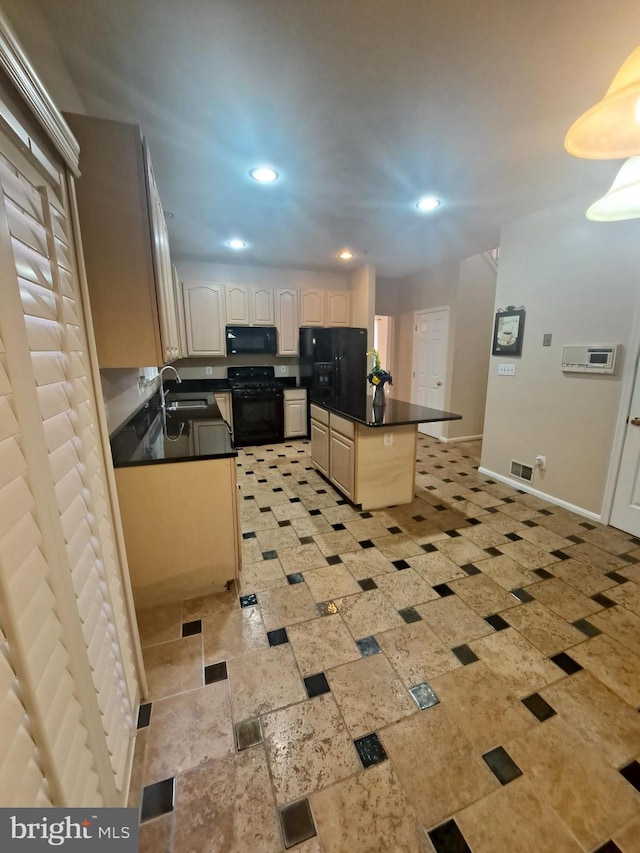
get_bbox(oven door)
[232,389,284,446]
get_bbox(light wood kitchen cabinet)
[225,284,250,324]
[65,113,179,367]
[251,287,275,325]
[310,417,329,477]
[284,389,307,438]
[183,281,226,356]
[275,288,299,355]
[327,290,351,326]
[214,391,234,435]
[329,430,355,501]
[173,265,187,359]
[300,289,326,326]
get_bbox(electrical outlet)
[383,433,393,447]
[498,363,516,376]
[205,366,213,376]
[280,365,286,374]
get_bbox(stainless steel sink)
[165,399,208,411]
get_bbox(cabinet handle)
[630,417,640,426]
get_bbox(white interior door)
[610,363,640,535]
[411,307,449,439]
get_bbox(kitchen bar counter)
[310,393,462,428]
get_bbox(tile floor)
[130,437,640,852]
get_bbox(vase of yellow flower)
[367,348,393,407]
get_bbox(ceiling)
[30,0,640,277]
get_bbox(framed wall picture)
[492,307,525,356]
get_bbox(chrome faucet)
[159,364,182,410]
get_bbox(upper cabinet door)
[275,288,299,355]
[173,265,187,359]
[300,289,325,326]
[225,284,250,325]
[250,287,275,325]
[327,290,351,326]
[183,281,226,356]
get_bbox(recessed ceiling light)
[338,249,354,261]
[416,196,441,212]
[250,167,279,183]
[227,239,247,250]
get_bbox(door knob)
[631,417,640,426]
[436,381,442,387]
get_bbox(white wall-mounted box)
[561,344,619,374]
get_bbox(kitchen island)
[111,397,240,608]
[310,395,461,510]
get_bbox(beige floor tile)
[373,568,439,610]
[142,636,203,700]
[238,557,287,593]
[252,487,292,507]
[431,661,537,752]
[529,577,601,621]
[311,762,429,853]
[137,602,183,647]
[287,613,360,676]
[339,547,395,580]
[343,517,390,541]
[507,716,640,849]
[416,595,494,647]
[399,518,451,544]
[380,703,498,828]
[227,643,306,721]
[127,728,147,808]
[428,509,470,532]
[497,539,558,570]
[290,514,333,537]
[615,816,640,852]
[533,513,585,539]
[376,621,460,687]
[139,813,173,853]
[517,525,572,552]
[503,600,585,656]
[563,541,629,573]
[255,525,302,551]
[144,683,234,784]
[469,628,564,698]
[202,605,268,664]
[258,583,319,631]
[302,563,362,602]
[303,493,340,511]
[278,542,328,573]
[496,502,541,522]
[448,574,519,615]
[407,551,466,585]
[434,537,489,566]
[334,589,404,638]
[620,563,640,583]
[541,669,640,767]
[327,654,415,737]
[319,504,360,524]
[606,580,640,615]
[473,554,537,590]
[590,605,640,657]
[371,533,424,560]
[242,537,264,564]
[458,524,510,549]
[240,508,279,532]
[569,633,640,706]
[173,747,281,853]
[271,501,310,521]
[455,777,582,853]
[575,527,636,555]
[262,694,361,805]
[483,511,527,534]
[551,557,618,596]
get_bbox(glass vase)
[373,383,386,407]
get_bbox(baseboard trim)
[440,434,483,444]
[477,466,601,522]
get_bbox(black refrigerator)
[299,327,368,429]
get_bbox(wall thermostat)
[561,344,619,374]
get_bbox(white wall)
[481,194,640,515]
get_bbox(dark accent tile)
[579,521,596,530]
[619,760,640,792]
[444,529,461,538]
[409,682,439,709]
[278,519,292,528]
[399,607,422,624]
[242,531,256,540]
[359,539,375,549]
[593,842,623,853]
[356,636,381,657]
[257,478,267,484]
[283,472,292,477]
[505,532,522,541]
[442,478,453,484]
[204,661,228,684]
[461,563,481,576]
[605,570,629,584]
[263,550,279,561]
[298,480,308,485]
[422,543,438,553]
[522,692,556,722]
[482,745,523,785]
[572,618,601,638]
[354,732,388,769]
[412,514,426,522]
[279,798,316,849]
[358,578,378,591]
[267,628,289,647]
[466,517,481,526]
[452,496,465,502]
[485,613,510,631]
[137,702,152,729]
[484,546,502,557]
[316,601,338,616]
[533,568,554,580]
[336,499,348,505]
[245,470,255,475]
[240,593,258,608]
[316,489,327,495]
[452,644,479,665]
[622,552,639,563]
[259,506,271,513]
[433,504,446,511]
[566,534,584,544]
[326,554,342,565]
[299,535,315,544]
[243,495,254,501]
[304,672,330,698]
[550,652,582,675]
[538,508,552,516]
[388,526,403,534]
[309,509,322,516]
[630,535,640,546]
[273,487,283,493]
[393,559,410,571]
[522,519,538,528]
[140,777,175,822]
[550,549,571,560]
[332,522,346,531]
[428,819,471,853]
[470,487,482,493]
[433,583,454,597]
[502,498,515,504]
[182,619,202,637]
[360,511,373,519]
[485,506,499,514]
[287,572,304,585]
[510,587,534,602]
[592,592,616,608]
[289,497,301,504]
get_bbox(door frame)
[411,306,450,439]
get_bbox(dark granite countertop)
[310,394,462,428]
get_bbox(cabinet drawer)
[284,388,307,401]
[329,413,354,439]
[310,404,329,425]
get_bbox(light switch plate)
[383,433,393,446]
[498,363,516,376]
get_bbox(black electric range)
[228,366,285,446]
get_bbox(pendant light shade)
[586,156,640,220]
[565,44,640,159]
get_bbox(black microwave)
[226,326,277,355]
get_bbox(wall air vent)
[510,460,534,482]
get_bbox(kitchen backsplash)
[173,355,300,381]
